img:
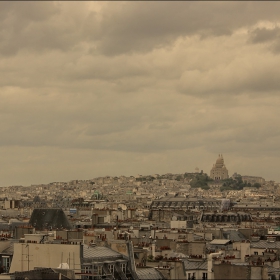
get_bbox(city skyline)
[0,2,279,186]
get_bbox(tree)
[175,176,182,181]
[190,174,211,189]
[220,176,252,191]
[253,183,261,188]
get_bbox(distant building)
[210,154,229,180]
[200,211,252,224]
[241,175,265,185]
[149,197,221,222]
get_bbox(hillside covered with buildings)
[0,155,278,279]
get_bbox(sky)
[1,1,280,186]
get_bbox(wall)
[188,241,206,256]
[213,263,249,279]
[234,241,251,262]
[251,266,268,280]
[214,263,268,280]
[9,243,81,273]
[169,261,185,280]
[14,227,34,239]
[109,240,129,257]
[170,221,187,229]
[153,231,194,241]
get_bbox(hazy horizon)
[0,2,279,186]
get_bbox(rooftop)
[83,245,123,259]
[209,239,231,245]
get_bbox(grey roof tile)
[250,241,280,249]
[29,208,72,230]
[183,259,207,270]
[1,243,14,255]
[223,230,247,242]
[137,268,165,279]
[83,245,122,259]
[267,265,280,273]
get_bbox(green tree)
[190,174,211,190]
[253,183,261,188]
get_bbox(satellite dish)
[57,263,69,269]
[130,226,133,230]
[172,216,177,221]
[102,228,105,231]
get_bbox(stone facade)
[213,263,268,280]
[210,154,229,180]
[201,212,252,223]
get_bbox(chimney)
[151,241,156,257]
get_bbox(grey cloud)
[67,55,150,81]
[86,2,280,56]
[177,55,280,96]
[249,27,280,44]
[0,2,82,55]
[248,26,280,54]
[1,86,279,158]
[1,2,280,185]
[2,2,280,56]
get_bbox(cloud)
[2,2,280,56]
[248,25,280,54]
[0,2,280,185]
[249,26,280,44]
[85,2,280,56]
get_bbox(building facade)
[210,154,229,180]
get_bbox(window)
[2,256,10,273]
[254,251,258,255]
[121,263,126,273]
[93,265,102,275]
[188,273,191,280]
[83,266,92,280]
[108,264,114,274]
[84,266,90,274]
[203,272,208,280]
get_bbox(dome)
[210,154,229,180]
[215,154,224,168]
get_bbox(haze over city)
[1,1,280,186]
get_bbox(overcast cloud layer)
[1,1,280,186]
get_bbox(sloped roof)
[250,240,280,249]
[0,224,10,230]
[1,241,14,255]
[267,265,280,274]
[223,230,247,242]
[29,208,72,230]
[137,268,166,279]
[183,259,207,271]
[83,245,123,259]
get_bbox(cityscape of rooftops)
[0,2,279,279]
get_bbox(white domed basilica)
[210,154,229,180]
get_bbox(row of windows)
[83,263,126,276]
[187,272,208,280]
[152,203,220,208]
